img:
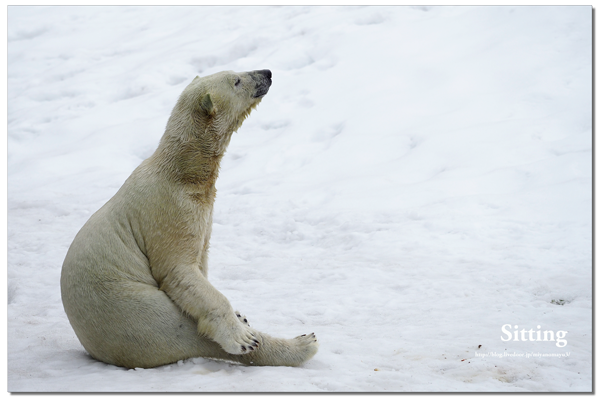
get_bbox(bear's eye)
[234,77,241,87]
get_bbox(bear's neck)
[153,128,227,194]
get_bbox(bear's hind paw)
[295,332,318,344]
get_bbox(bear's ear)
[200,93,215,116]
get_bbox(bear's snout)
[251,69,272,98]
[257,69,272,79]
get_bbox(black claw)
[241,346,246,351]
[244,319,248,323]
[301,334,306,337]
[248,346,254,351]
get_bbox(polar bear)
[60,69,318,369]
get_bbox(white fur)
[60,70,318,368]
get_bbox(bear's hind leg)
[78,284,317,368]
[214,326,319,367]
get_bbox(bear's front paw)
[235,311,250,326]
[213,314,260,355]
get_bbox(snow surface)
[7,5,592,393]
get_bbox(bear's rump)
[65,280,209,368]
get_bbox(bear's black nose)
[251,69,272,98]
[257,69,272,79]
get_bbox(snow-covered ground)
[7,5,592,392]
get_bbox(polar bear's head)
[163,69,272,157]
[193,69,271,117]
[155,69,271,184]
